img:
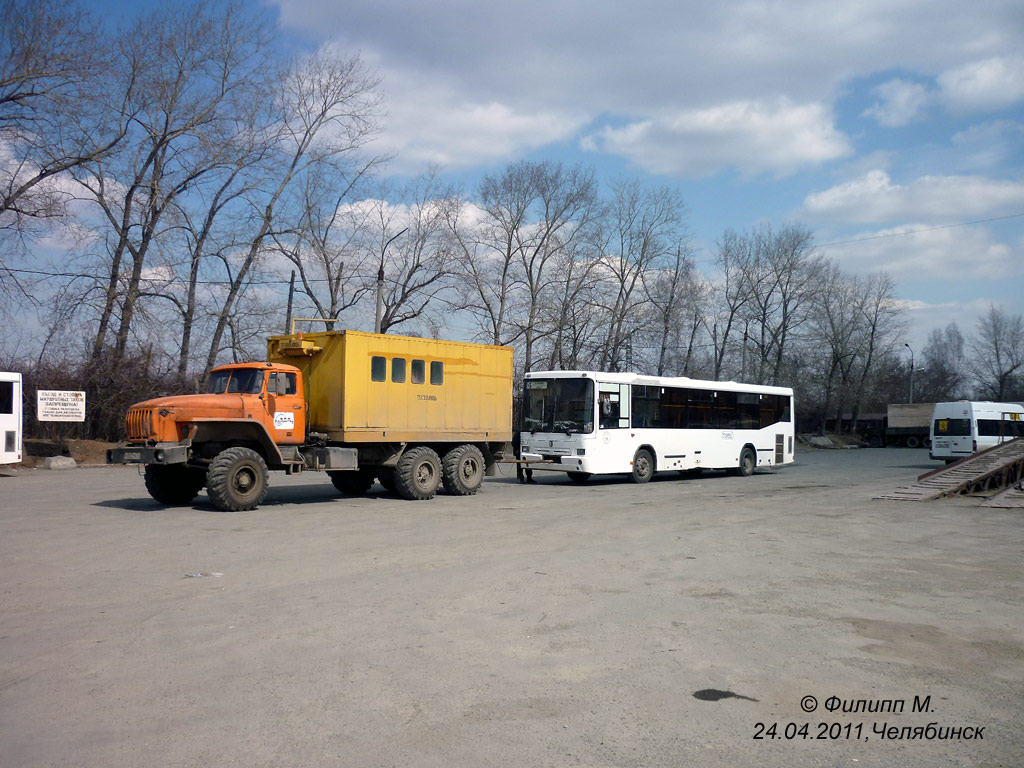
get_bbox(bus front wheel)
[630,448,654,484]
[737,447,756,477]
[567,472,591,484]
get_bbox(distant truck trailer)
[885,402,935,448]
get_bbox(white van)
[929,400,1024,463]
[0,372,23,465]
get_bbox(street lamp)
[374,227,408,334]
[905,343,915,404]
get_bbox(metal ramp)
[877,437,1024,502]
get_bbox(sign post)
[37,390,86,457]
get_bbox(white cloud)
[804,170,1024,224]
[938,55,1024,112]
[584,99,852,177]
[863,78,933,126]
[272,0,1024,177]
[371,68,587,172]
[820,224,1020,280]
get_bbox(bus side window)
[430,361,444,385]
[411,359,425,384]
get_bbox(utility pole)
[905,342,915,404]
[375,228,407,334]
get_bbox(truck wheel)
[736,447,756,477]
[442,444,485,495]
[144,464,205,506]
[394,446,441,500]
[566,471,591,484]
[630,448,654,484]
[206,447,268,511]
[329,469,375,495]
[905,435,921,449]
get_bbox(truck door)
[266,370,305,445]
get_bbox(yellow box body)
[266,330,513,444]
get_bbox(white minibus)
[929,400,1024,463]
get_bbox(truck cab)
[107,362,324,510]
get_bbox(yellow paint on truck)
[266,330,513,444]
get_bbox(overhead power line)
[816,212,1024,248]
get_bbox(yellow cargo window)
[392,358,406,383]
[411,359,425,384]
[430,361,443,385]
[371,356,386,382]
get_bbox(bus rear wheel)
[630,448,654,483]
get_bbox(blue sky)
[100,0,1024,351]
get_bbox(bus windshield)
[523,378,594,434]
[206,368,265,395]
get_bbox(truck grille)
[126,408,153,439]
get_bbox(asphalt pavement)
[1,448,1021,767]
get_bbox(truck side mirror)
[277,375,289,396]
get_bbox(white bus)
[0,372,23,465]
[929,400,1024,463]
[519,370,795,483]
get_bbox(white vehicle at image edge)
[929,401,1024,463]
[519,370,795,483]
[0,372,23,465]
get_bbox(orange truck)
[107,330,513,510]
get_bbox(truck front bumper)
[107,442,189,465]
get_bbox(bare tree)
[643,240,706,376]
[970,304,1024,400]
[594,179,685,371]
[0,0,117,230]
[918,322,968,401]
[366,172,456,334]
[848,271,904,431]
[73,1,274,371]
[742,223,823,385]
[709,228,756,380]
[202,46,384,371]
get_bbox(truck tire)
[442,444,485,496]
[206,447,268,511]
[630,448,654,484]
[905,435,921,449]
[144,464,205,506]
[736,446,756,476]
[394,446,441,500]
[329,468,375,495]
[567,471,591,484]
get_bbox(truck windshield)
[207,369,265,395]
[523,378,594,434]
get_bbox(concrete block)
[43,456,77,470]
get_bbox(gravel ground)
[1,447,1021,768]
